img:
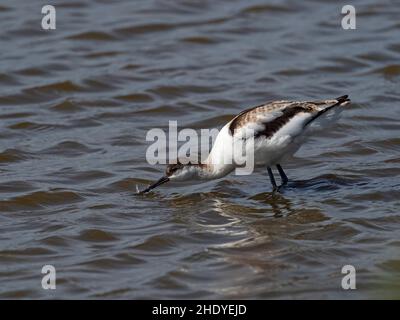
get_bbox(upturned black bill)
[139,176,170,194]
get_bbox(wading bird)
[139,95,350,194]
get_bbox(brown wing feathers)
[229,102,313,138]
[254,106,309,139]
[228,96,350,138]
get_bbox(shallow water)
[0,0,400,299]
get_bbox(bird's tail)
[335,95,351,104]
[305,95,350,127]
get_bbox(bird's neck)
[200,160,235,180]
[202,128,236,179]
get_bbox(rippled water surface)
[1,0,400,299]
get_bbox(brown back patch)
[255,106,307,139]
[229,102,287,135]
[229,102,314,138]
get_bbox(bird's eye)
[166,165,177,175]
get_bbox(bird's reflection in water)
[249,191,294,217]
[164,188,329,298]
[167,187,298,245]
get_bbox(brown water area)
[0,0,400,299]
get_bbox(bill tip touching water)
[137,95,351,195]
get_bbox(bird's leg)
[276,164,288,190]
[267,167,278,192]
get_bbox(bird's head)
[139,160,203,194]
